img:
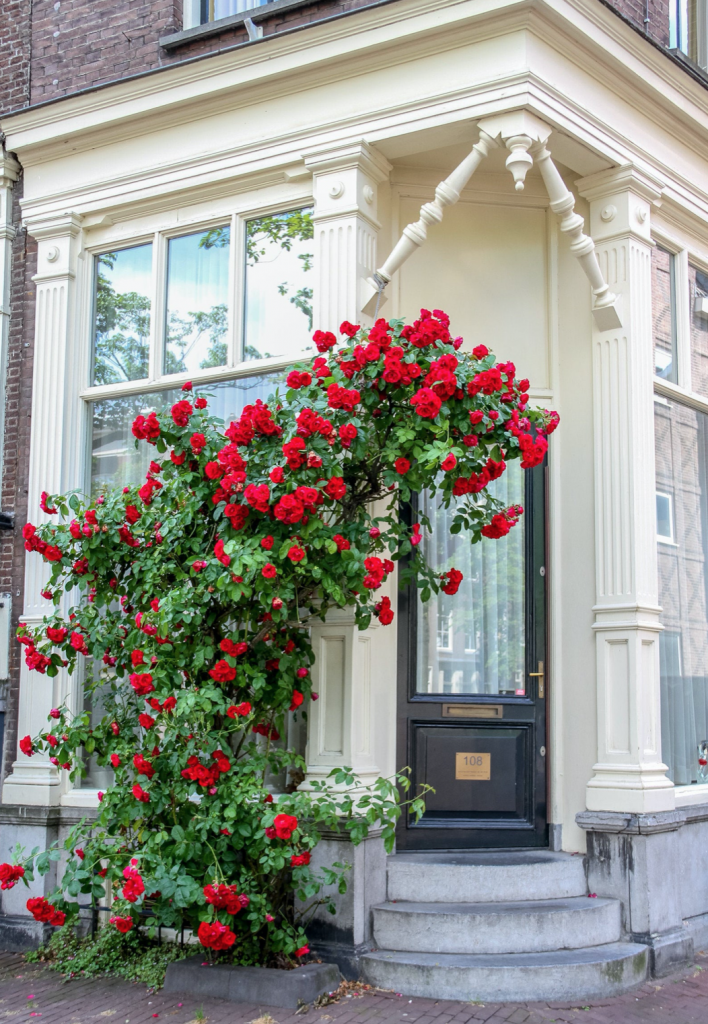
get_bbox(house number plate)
[455,752,491,780]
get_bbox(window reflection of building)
[417,462,525,697]
[655,398,708,785]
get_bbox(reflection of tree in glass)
[247,209,314,342]
[165,304,228,374]
[93,253,150,385]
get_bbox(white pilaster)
[2,212,85,808]
[577,166,674,813]
[304,141,391,331]
[303,609,381,791]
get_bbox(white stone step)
[372,896,621,954]
[387,850,587,903]
[360,943,649,1002]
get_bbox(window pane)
[90,373,280,496]
[655,398,708,784]
[690,264,708,398]
[244,208,314,363]
[93,245,152,385]
[165,227,231,376]
[415,463,526,696]
[652,245,677,382]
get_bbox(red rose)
[138,713,155,730]
[195,396,207,409]
[291,852,311,867]
[473,344,489,359]
[110,915,134,933]
[171,450,186,465]
[214,539,231,566]
[274,494,305,525]
[271,813,298,840]
[338,423,358,447]
[332,534,350,551]
[171,400,193,427]
[324,477,346,500]
[394,457,410,475]
[190,432,206,454]
[441,454,457,471]
[287,545,306,563]
[227,701,252,718]
[313,330,337,353]
[261,535,274,550]
[410,387,442,419]
[340,321,360,337]
[198,920,236,950]
[47,626,67,643]
[0,863,24,890]
[269,466,284,483]
[375,595,394,625]
[441,567,463,595]
[220,639,248,657]
[209,659,237,683]
[289,690,304,711]
[192,560,207,572]
[295,945,310,958]
[130,672,154,696]
[19,735,33,757]
[262,563,277,579]
[132,783,150,803]
[110,754,121,768]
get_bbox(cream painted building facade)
[2,0,708,1001]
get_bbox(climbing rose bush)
[5,310,557,964]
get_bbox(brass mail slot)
[442,703,503,719]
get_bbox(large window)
[415,463,526,697]
[671,0,708,70]
[652,245,678,383]
[656,397,708,785]
[77,206,313,789]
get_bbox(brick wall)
[0,175,36,783]
[609,0,670,48]
[24,0,675,105]
[0,0,32,114]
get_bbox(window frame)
[62,198,314,805]
[652,227,708,798]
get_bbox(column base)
[2,760,62,807]
[585,765,675,814]
[631,927,693,978]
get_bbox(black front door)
[396,461,547,850]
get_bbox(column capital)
[0,153,20,191]
[303,139,392,182]
[25,211,84,283]
[576,164,664,245]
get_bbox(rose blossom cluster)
[13,310,557,962]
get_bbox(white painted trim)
[675,783,708,808]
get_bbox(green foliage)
[15,309,557,968]
[26,925,185,990]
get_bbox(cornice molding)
[4,0,708,160]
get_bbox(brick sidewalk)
[2,951,708,1024]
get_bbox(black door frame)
[395,460,548,850]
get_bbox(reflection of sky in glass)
[90,373,283,496]
[244,211,314,363]
[165,228,230,376]
[93,244,152,385]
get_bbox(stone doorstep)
[163,955,341,1008]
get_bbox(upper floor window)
[671,0,708,69]
[183,0,271,26]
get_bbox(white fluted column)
[304,141,391,332]
[2,212,84,807]
[576,166,674,813]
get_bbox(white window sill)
[675,783,708,808]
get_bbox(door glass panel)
[416,462,525,696]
